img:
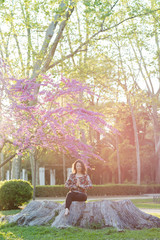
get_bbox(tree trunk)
[2,200,160,230]
[11,156,21,179]
[130,35,160,184]
[152,103,160,183]
[29,150,35,185]
[116,133,121,184]
[62,151,66,184]
[116,31,141,185]
[0,152,4,180]
[30,149,39,200]
[128,99,141,185]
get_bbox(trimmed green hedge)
[35,184,160,197]
[36,185,68,197]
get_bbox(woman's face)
[76,162,82,173]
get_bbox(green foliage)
[0,180,33,210]
[36,184,160,197]
[108,139,136,172]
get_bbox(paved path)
[142,209,160,214]
[36,193,160,201]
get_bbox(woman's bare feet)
[64,208,69,216]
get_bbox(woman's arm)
[65,174,77,190]
[78,175,92,190]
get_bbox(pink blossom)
[0,64,117,162]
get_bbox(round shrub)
[0,180,33,210]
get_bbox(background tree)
[0,0,160,184]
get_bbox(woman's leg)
[65,191,87,210]
[65,191,76,216]
[65,191,75,210]
[65,191,87,215]
[72,192,87,202]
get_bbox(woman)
[64,159,92,216]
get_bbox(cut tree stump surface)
[1,200,160,230]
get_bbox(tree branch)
[41,3,75,74]
[101,8,160,32]
[101,0,120,30]
[31,1,73,79]
[0,153,16,169]
[66,25,76,67]
[137,45,154,93]
[47,8,160,71]
[47,30,101,70]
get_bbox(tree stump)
[1,200,160,230]
[1,201,61,226]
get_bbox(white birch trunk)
[11,156,21,179]
[0,152,4,180]
[128,100,141,185]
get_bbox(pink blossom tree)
[0,60,117,181]
[8,75,116,158]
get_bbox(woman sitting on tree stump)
[64,160,92,216]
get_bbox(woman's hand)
[76,178,80,187]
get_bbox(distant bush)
[35,184,160,197]
[0,180,33,210]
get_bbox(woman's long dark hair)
[72,160,86,175]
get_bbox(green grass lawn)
[0,209,21,217]
[131,198,160,209]
[0,223,160,240]
[87,198,160,213]
[0,198,160,240]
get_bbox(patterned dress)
[65,173,92,193]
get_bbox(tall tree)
[0,0,159,79]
